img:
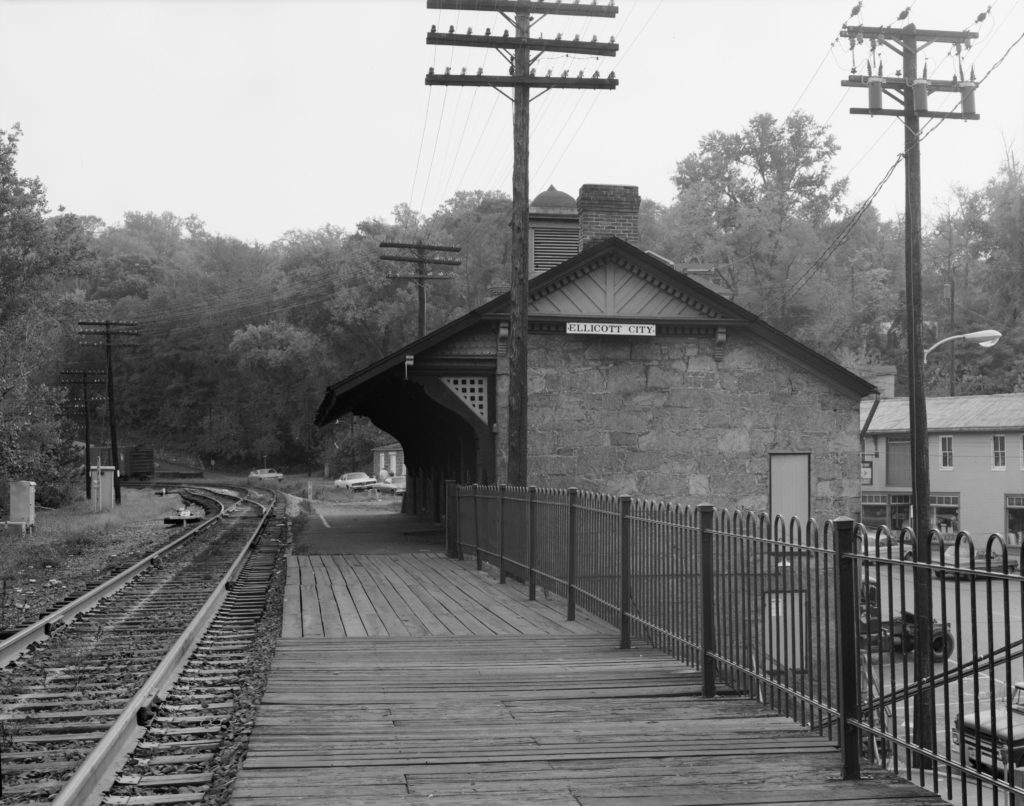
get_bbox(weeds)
[0,489,179,632]
[0,491,170,577]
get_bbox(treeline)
[1,114,1021,506]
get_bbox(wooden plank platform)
[232,552,942,805]
[281,552,613,639]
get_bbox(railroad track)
[0,487,289,806]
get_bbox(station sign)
[565,322,656,337]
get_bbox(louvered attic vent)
[530,226,579,274]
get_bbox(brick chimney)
[577,184,640,250]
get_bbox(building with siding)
[372,443,406,479]
[316,185,876,523]
[860,393,1024,541]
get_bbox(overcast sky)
[2,0,1021,244]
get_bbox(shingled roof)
[861,393,1024,434]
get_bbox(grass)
[0,489,182,631]
[16,491,170,567]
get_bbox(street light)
[910,326,1000,763]
[922,329,1002,364]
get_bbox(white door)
[770,453,810,524]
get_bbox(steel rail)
[50,494,274,806]
[0,489,232,668]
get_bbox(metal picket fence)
[445,482,1024,806]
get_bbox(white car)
[248,468,283,481]
[936,539,1020,579]
[860,531,915,561]
[373,475,407,495]
[334,471,377,491]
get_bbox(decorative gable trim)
[528,254,723,321]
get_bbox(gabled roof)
[861,393,1024,434]
[372,442,402,452]
[316,237,876,426]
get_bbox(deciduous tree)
[0,125,93,506]
[668,111,848,333]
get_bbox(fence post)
[473,484,482,571]
[620,495,632,650]
[699,503,716,698]
[498,484,507,584]
[834,517,861,780]
[567,487,578,621]
[444,480,457,558]
[528,486,537,601]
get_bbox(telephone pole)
[425,0,618,485]
[380,241,460,337]
[842,21,979,761]
[78,321,139,505]
[60,369,106,499]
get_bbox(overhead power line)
[380,241,461,337]
[77,321,139,506]
[785,9,1022,305]
[425,0,619,486]
[59,368,107,500]
[842,19,981,762]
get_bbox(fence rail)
[447,482,1024,806]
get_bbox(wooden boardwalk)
[279,551,612,639]
[231,548,942,805]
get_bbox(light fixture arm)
[923,329,1001,364]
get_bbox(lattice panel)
[443,377,488,423]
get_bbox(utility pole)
[60,369,107,499]
[380,241,461,337]
[842,20,979,762]
[425,0,618,485]
[78,321,139,505]
[943,278,957,395]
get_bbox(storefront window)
[889,494,911,531]
[1008,495,1024,547]
[933,494,960,542]
[860,493,961,538]
[862,502,888,529]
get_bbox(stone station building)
[315,185,876,523]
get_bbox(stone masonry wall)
[523,329,864,519]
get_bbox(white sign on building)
[566,322,656,337]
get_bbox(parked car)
[955,680,1024,772]
[935,538,1020,579]
[860,531,915,562]
[248,468,283,481]
[334,471,377,491]
[373,475,407,495]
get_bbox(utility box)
[91,466,116,512]
[9,480,36,528]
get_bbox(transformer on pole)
[842,20,979,762]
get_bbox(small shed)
[372,442,406,480]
